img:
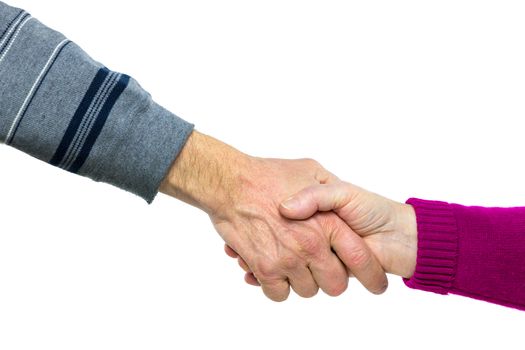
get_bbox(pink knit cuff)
[403,198,459,294]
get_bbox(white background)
[1,0,524,349]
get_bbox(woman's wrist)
[388,202,418,279]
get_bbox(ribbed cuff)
[79,91,195,204]
[403,198,459,294]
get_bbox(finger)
[260,279,291,302]
[238,257,251,272]
[280,183,351,220]
[331,223,388,295]
[224,244,239,258]
[287,266,319,298]
[245,272,261,286]
[308,252,349,297]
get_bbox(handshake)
[161,131,418,301]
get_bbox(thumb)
[279,182,351,220]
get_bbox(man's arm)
[159,130,248,215]
[158,131,389,300]
[0,2,193,202]
[0,2,388,301]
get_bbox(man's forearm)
[159,130,252,215]
[0,1,193,202]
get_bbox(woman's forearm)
[405,198,525,311]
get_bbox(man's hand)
[279,181,418,279]
[159,131,387,301]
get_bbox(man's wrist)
[159,130,251,215]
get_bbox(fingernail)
[281,197,300,210]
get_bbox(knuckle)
[254,260,278,280]
[279,255,299,270]
[347,246,372,269]
[297,234,324,257]
[324,280,348,297]
[300,287,319,298]
[264,283,289,302]
[272,294,288,302]
[300,158,321,168]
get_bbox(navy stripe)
[0,12,30,54]
[61,72,118,169]
[0,9,24,43]
[7,41,72,144]
[50,67,110,166]
[68,74,130,173]
[59,72,116,168]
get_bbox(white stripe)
[0,11,26,51]
[0,15,33,66]
[5,38,70,144]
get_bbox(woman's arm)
[278,182,525,311]
[405,198,525,310]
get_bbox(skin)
[279,182,418,279]
[159,131,388,301]
[227,182,419,288]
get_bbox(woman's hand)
[279,181,418,279]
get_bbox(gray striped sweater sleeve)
[0,2,194,203]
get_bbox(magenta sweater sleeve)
[403,198,525,311]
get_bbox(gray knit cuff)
[79,87,195,203]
